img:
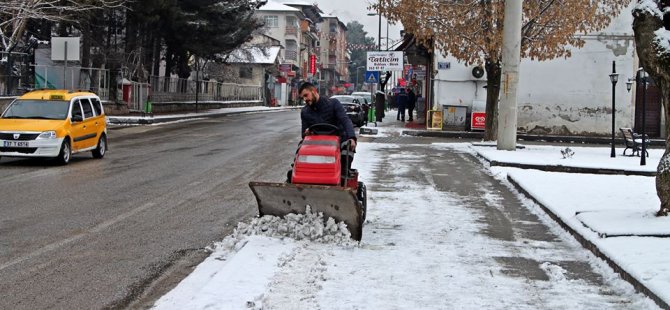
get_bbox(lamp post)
[355,66,365,91]
[627,69,649,166]
[640,69,648,166]
[609,61,619,158]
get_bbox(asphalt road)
[0,110,302,309]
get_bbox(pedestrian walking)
[407,88,416,122]
[396,88,409,122]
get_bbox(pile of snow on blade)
[215,206,354,254]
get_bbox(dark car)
[330,95,366,127]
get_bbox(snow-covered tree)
[377,0,631,140]
[632,0,670,216]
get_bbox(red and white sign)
[309,54,316,75]
[471,112,486,131]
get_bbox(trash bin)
[442,105,467,131]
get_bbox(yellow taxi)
[0,89,107,164]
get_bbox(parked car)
[330,95,366,127]
[0,89,107,164]
[351,92,373,105]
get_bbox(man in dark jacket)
[407,88,417,122]
[298,82,357,173]
[396,88,409,122]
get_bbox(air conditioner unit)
[471,66,485,79]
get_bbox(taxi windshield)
[1,99,70,120]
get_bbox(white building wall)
[433,4,637,136]
[256,11,303,66]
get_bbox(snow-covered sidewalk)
[152,139,664,309]
[468,143,670,307]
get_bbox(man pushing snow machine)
[249,83,367,240]
[248,124,367,240]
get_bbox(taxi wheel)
[92,134,107,159]
[56,140,71,165]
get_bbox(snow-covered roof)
[257,1,300,12]
[228,46,281,64]
[279,0,313,6]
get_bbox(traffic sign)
[364,71,379,84]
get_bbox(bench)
[620,127,649,157]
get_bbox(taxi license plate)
[3,140,29,147]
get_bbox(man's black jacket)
[301,96,356,142]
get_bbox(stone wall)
[147,100,264,114]
[0,98,264,116]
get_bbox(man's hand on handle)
[348,139,357,152]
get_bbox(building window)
[286,16,297,28]
[263,16,278,28]
[239,67,253,79]
[285,40,298,60]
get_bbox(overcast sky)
[303,0,404,49]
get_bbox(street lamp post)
[609,61,619,158]
[627,69,649,166]
[377,0,381,51]
[640,69,648,166]
[356,66,365,91]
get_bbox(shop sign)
[471,112,486,130]
[366,51,404,71]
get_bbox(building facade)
[318,15,350,95]
[430,3,663,137]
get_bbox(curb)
[403,130,666,147]
[474,149,656,177]
[506,175,669,310]
[485,159,656,177]
[107,107,302,125]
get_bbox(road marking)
[0,202,157,272]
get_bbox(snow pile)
[654,27,670,57]
[214,206,354,256]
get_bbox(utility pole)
[497,0,522,151]
[377,0,382,92]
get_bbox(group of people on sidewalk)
[390,88,417,122]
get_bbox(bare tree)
[632,0,670,216]
[377,0,631,140]
[0,0,124,53]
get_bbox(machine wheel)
[56,139,71,165]
[286,169,293,183]
[357,181,367,222]
[92,134,107,159]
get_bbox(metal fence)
[33,65,110,100]
[0,64,110,99]
[0,75,23,96]
[148,76,262,103]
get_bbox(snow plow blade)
[249,182,363,240]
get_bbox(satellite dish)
[472,66,484,79]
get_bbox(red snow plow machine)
[249,123,367,240]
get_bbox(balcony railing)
[285,26,298,36]
[285,50,298,61]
